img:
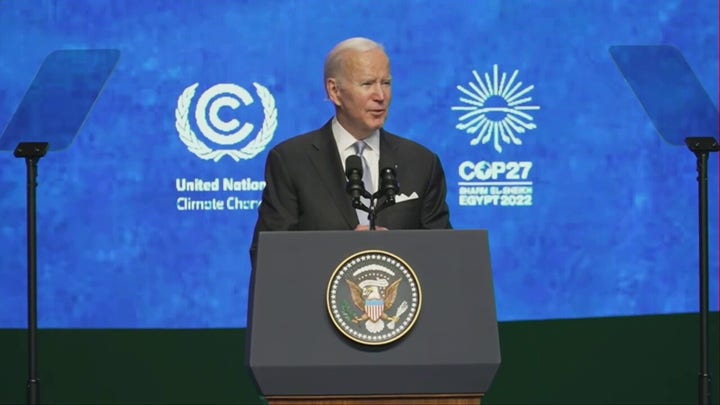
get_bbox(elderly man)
[250,37,451,264]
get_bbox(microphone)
[378,166,399,203]
[345,155,366,201]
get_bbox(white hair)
[323,37,386,82]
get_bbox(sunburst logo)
[452,65,540,153]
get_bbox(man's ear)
[326,78,341,107]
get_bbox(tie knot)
[354,141,366,156]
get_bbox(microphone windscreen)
[379,167,399,196]
[345,155,363,178]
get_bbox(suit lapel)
[379,129,400,173]
[308,121,359,228]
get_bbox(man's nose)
[371,84,387,101]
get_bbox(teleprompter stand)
[0,49,120,404]
[13,142,48,405]
[611,45,719,405]
[686,136,719,405]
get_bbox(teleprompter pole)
[14,142,49,405]
[685,137,719,405]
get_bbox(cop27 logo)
[175,83,277,161]
[452,65,540,153]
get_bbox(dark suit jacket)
[250,120,452,264]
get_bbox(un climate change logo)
[452,65,540,153]
[175,82,277,161]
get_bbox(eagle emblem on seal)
[346,277,408,333]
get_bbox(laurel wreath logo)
[175,82,277,161]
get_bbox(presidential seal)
[326,250,421,346]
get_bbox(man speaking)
[250,37,452,265]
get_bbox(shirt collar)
[332,117,380,153]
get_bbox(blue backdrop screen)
[0,0,717,328]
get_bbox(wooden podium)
[264,393,482,404]
[247,230,500,405]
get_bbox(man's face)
[327,48,392,139]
